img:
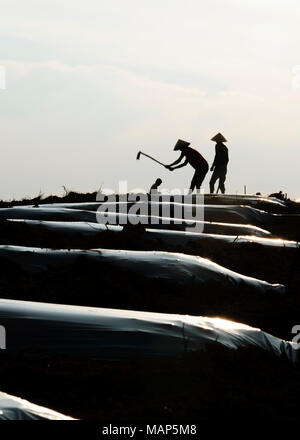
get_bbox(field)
[0,191,299,421]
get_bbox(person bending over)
[165,139,208,192]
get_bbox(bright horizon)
[1,0,300,200]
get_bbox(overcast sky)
[0,0,300,199]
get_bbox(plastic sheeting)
[0,245,285,294]
[61,201,273,226]
[4,210,272,236]
[0,206,96,222]
[0,391,74,420]
[8,219,122,235]
[203,194,286,208]
[1,204,274,227]
[102,202,274,226]
[146,229,299,248]
[7,219,296,249]
[18,194,286,210]
[0,299,297,362]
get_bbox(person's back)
[214,143,229,168]
[183,146,208,169]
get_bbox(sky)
[0,0,300,200]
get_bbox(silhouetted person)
[149,178,162,194]
[209,133,229,194]
[165,139,208,192]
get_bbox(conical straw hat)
[174,139,191,150]
[211,133,227,143]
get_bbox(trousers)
[190,163,209,191]
[209,166,227,194]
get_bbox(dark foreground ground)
[1,221,299,340]
[1,346,299,421]
[0,253,299,341]
[0,191,299,421]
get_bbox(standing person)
[165,139,208,192]
[209,133,229,194]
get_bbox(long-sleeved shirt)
[211,143,229,169]
[182,147,208,170]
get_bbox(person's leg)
[218,167,227,194]
[191,165,208,192]
[195,166,208,191]
[190,171,197,192]
[209,169,218,193]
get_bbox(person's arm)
[165,152,185,169]
[171,158,189,170]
